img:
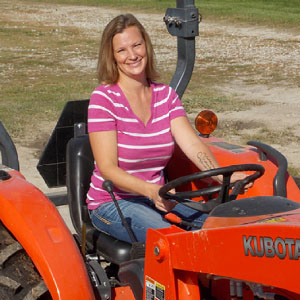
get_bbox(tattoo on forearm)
[197,152,215,171]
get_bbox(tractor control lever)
[102,180,114,194]
[102,180,137,244]
[103,180,145,259]
[165,213,202,229]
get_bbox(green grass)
[183,95,264,114]
[289,166,300,179]
[23,0,300,28]
[213,121,300,178]
[243,128,300,146]
[0,76,97,137]
[0,21,99,138]
[214,120,300,147]
[199,0,300,26]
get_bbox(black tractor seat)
[66,134,132,264]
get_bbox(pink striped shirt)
[87,81,186,209]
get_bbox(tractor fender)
[0,168,95,300]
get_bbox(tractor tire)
[0,222,51,299]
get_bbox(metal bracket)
[74,122,86,138]
[164,7,199,38]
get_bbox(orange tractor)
[1,1,300,299]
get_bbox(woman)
[87,14,249,243]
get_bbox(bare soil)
[1,0,300,192]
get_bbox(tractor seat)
[66,134,132,264]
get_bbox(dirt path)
[1,0,300,191]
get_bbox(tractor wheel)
[0,222,51,299]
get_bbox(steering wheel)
[159,164,265,213]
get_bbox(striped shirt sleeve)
[88,87,117,133]
[169,88,187,121]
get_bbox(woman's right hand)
[147,184,177,212]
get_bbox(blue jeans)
[89,197,208,243]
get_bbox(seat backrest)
[66,134,133,264]
[66,135,94,234]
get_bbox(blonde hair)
[97,14,159,84]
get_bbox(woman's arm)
[171,117,221,174]
[170,116,251,186]
[89,130,176,211]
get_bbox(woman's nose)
[128,48,138,60]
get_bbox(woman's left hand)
[230,172,253,193]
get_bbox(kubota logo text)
[243,235,300,260]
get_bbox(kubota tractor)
[1,1,300,299]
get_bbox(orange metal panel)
[166,224,300,295]
[144,226,202,300]
[145,223,300,299]
[111,286,135,299]
[0,170,95,300]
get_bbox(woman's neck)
[117,74,152,125]
[118,73,149,91]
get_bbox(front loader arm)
[144,219,300,299]
[0,167,95,300]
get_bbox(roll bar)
[165,0,199,98]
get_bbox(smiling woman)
[86,13,249,243]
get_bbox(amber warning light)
[195,110,218,136]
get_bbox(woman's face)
[112,26,148,82]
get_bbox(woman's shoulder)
[151,81,169,91]
[90,83,123,103]
[92,83,120,95]
[151,82,177,98]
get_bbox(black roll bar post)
[0,121,19,171]
[164,0,199,99]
